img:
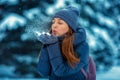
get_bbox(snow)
[87,34,97,48]
[23,8,41,20]
[93,27,117,54]
[85,5,95,16]
[79,18,90,27]
[55,0,65,8]
[0,13,26,31]
[0,0,19,5]
[0,65,15,77]
[97,13,117,28]
[97,66,120,80]
[0,33,6,41]
[46,0,65,15]
[47,7,54,15]
[0,79,49,80]
[0,66,120,79]
[21,33,31,41]
[14,55,33,64]
[0,0,120,79]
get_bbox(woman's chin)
[52,33,57,36]
[54,34,60,37]
[54,34,59,37]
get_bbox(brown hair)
[62,28,80,68]
[48,27,80,68]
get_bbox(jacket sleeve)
[47,41,89,77]
[37,45,51,77]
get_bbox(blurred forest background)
[0,0,120,80]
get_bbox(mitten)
[36,31,58,44]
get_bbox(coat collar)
[73,28,86,46]
[57,27,86,46]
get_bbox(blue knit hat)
[53,6,79,32]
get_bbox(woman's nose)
[52,23,57,28]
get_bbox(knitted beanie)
[53,6,79,32]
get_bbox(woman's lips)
[52,30,57,35]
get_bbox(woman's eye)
[58,22,63,24]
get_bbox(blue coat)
[37,28,89,80]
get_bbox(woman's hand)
[37,32,58,44]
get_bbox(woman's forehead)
[53,18,62,20]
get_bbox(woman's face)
[51,18,69,36]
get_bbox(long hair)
[50,27,80,68]
[62,28,80,68]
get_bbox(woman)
[37,6,89,80]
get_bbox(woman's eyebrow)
[58,18,62,20]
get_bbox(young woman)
[37,6,89,80]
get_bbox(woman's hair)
[50,27,80,68]
[62,28,80,68]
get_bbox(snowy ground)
[0,66,120,80]
[0,79,48,80]
[97,66,120,80]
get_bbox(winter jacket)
[37,27,89,80]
